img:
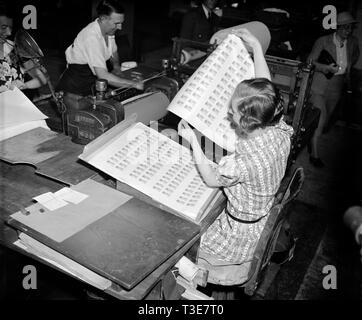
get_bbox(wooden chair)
[275,167,305,207]
[209,167,305,298]
[242,167,305,296]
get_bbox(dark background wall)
[2,0,359,60]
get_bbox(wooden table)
[0,129,225,300]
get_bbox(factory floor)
[1,48,362,301]
[258,120,362,300]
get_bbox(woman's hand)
[178,119,220,187]
[231,28,261,53]
[178,119,197,146]
[233,28,271,79]
[0,85,9,93]
[10,80,27,90]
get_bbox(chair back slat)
[281,167,304,206]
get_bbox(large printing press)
[165,36,319,164]
[43,25,319,165]
[3,23,319,161]
[54,25,319,165]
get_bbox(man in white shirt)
[57,0,143,96]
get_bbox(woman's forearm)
[24,78,42,89]
[252,43,271,80]
[190,139,221,187]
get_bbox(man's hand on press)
[132,81,144,91]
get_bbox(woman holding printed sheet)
[178,28,293,285]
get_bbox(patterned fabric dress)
[200,119,293,264]
[0,42,24,92]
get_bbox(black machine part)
[66,97,125,145]
[14,29,44,59]
[67,110,112,145]
[14,29,68,133]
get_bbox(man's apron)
[56,60,113,96]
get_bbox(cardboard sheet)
[0,127,59,164]
[10,179,132,242]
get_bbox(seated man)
[56,0,143,97]
[180,0,221,43]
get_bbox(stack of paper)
[14,232,112,290]
[0,87,49,141]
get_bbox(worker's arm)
[11,60,48,90]
[111,50,122,73]
[10,66,47,90]
[232,28,271,80]
[307,37,339,74]
[83,35,143,90]
[178,120,222,188]
[94,66,144,90]
[252,42,271,80]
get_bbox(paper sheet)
[14,233,112,290]
[84,122,216,221]
[0,87,50,141]
[11,179,132,243]
[0,120,50,142]
[0,87,48,126]
[33,192,68,211]
[54,188,89,204]
[167,34,255,152]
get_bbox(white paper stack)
[0,87,49,141]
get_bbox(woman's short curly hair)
[229,77,284,138]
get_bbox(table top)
[0,127,97,186]
[0,129,225,299]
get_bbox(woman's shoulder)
[253,120,293,150]
[255,119,294,142]
[274,118,294,135]
[234,119,292,150]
